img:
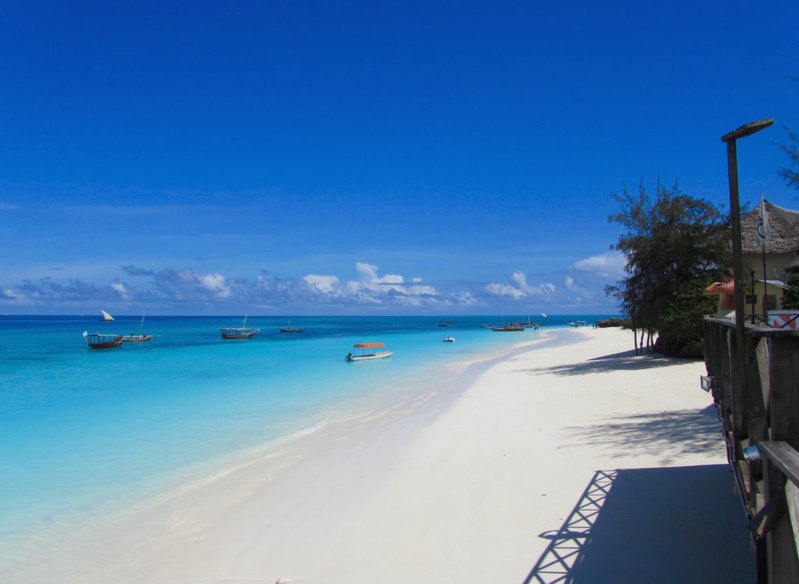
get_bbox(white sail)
[101,309,114,321]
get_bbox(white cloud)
[1,288,25,304]
[450,291,478,305]
[199,273,230,298]
[111,281,129,300]
[304,274,341,295]
[408,284,437,296]
[572,251,627,278]
[486,271,557,300]
[485,282,526,299]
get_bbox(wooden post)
[722,119,773,443]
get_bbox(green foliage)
[656,280,718,358]
[783,272,799,309]
[607,180,730,357]
[779,126,799,191]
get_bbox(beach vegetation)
[606,180,730,357]
[779,126,799,191]
[783,272,799,309]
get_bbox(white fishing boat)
[221,315,260,339]
[100,309,114,322]
[345,342,392,362]
[122,315,155,342]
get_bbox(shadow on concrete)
[524,465,753,583]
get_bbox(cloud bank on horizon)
[0,252,626,315]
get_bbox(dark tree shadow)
[524,466,754,583]
[564,405,722,465]
[512,349,699,377]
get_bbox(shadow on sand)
[524,465,753,583]
[514,349,696,377]
[564,405,723,465]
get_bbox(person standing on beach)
[704,267,735,319]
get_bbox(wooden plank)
[769,338,799,447]
[759,442,799,487]
[786,481,799,563]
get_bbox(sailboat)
[122,315,155,343]
[100,309,114,322]
[220,315,260,339]
[489,315,524,331]
[279,316,304,333]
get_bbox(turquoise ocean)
[0,314,608,537]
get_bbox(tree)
[783,271,799,309]
[779,126,799,191]
[606,180,730,357]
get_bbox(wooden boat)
[83,331,123,349]
[221,315,260,339]
[345,342,392,362]
[100,308,114,322]
[490,323,525,331]
[279,317,304,333]
[122,315,155,342]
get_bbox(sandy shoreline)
[1,327,753,583]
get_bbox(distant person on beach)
[704,267,735,319]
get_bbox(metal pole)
[762,241,768,322]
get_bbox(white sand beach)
[1,327,753,583]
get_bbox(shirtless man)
[704,267,735,319]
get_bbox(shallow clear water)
[0,314,607,535]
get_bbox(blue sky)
[1,1,797,315]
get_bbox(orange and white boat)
[345,342,392,362]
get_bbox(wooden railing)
[703,317,799,582]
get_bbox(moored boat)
[345,342,392,362]
[83,331,123,349]
[279,317,304,333]
[490,323,525,331]
[221,315,260,339]
[122,315,155,342]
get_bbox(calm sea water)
[0,314,608,536]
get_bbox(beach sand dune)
[0,328,753,583]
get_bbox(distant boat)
[83,330,123,349]
[122,315,155,343]
[279,317,305,333]
[490,315,525,331]
[100,309,114,322]
[345,342,392,362]
[438,321,452,327]
[443,337,455,343]
[221,315,260,339]
[569,320,588,328]
[490,323,525,332]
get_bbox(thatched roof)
[741,200,799,254]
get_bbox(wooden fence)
[703,317,799,582]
